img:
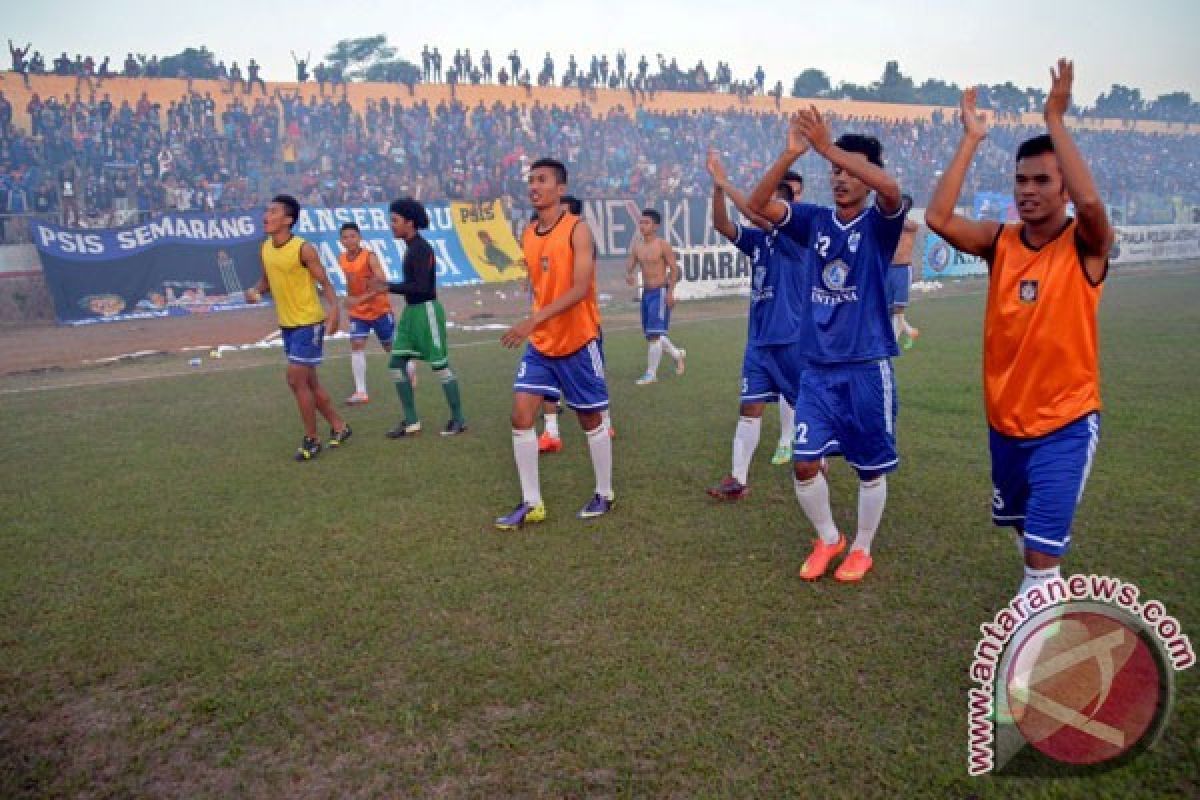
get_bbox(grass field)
[2,268,1198,798]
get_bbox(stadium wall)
[7,75,1198,135]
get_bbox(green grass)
[1,270,1198,798]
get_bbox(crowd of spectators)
[1,83,1198,239]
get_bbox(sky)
[6,0,1199,103]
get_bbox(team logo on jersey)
[1019,279,1039,304]
[540,256,550,272]
[848,231,862,253]
[822,259,852,290]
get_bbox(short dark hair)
[783,170,804,186]
[272,194,300,227]
[835,134,883,168]
[530,157,568,184]
[775,182,795,203]
[561,194,583,215]
[641,209,662,225]
[1016,134,1055,163]
[389,197,430,229]
[339,222,360,233]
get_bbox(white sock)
[586,421,613,499]
[543,411,560,438]
[1019,565,1061,597]
[647,339,663,375]
[899,313,914,335]
[892,313,903,341]
[793,472,840,545]
[777,400,794,448]
[660,335,681,360]
[512,428,541,507]
[350,350,367,394]
[731,415,761,485]
[852,476,887,554]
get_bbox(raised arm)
[707,149,737,240]
[502,220,597,347]
[925,87,1001,257]
[300,242,341,334]
[747,117,808,224]
[794,106,902,213]
[1044,59,1112,283]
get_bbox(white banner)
[673,245,751,301]
[1112,225,1200,264]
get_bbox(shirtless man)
[627,208,685,384]
[888,195,920,348]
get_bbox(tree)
[157,46,217,79]
[1093,84,1144,119]
[790,68,831,98]
[986,81,1028,114]
[1147,91,1196,122]
[835,82,873,101]
[914,78,960,107]
[363,59,422,86]
[875,60,916,104]
[325,35,397,81]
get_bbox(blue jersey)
[732,223,808,347]
[778,200,908,363]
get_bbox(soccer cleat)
[834,548,874,582]
[345,392,369,406]
[294,435,321,462]
[577,493,616,519]
[675,348,687,375]
[385,420,422,438]
[494,502,547,530]
[798,535,846,581]
[635,372,657,385]
[706,475,749,501]
[538,431,563,453]
[328,424,353,448]
[771,441,792,466]
[441,419,468,436]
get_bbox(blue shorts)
[538,330,604,404]
[514,339,609,411]
[990,413,1101,557]
[792,360,898,474]
[641,286,671,338]
[281,322,325,366]
[886,264,912,309]
[741,341,808,405]
[349,312,395,344]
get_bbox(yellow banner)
[449,201,526,283]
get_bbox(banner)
[34,202,527,324]
[922,232,988,279]
[673,245,751,300]
[1112,224,1200,264]
[448,200,527,282]
[574,197,728,257]
[32,212,264,324]
[294,204,482,291]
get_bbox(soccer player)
[925,61,1110,595]
[748,108,910,583]
[497,158,614,529]
[537,193,613,452]
[705,150,809,500]
[627,209,686,384]
[337,222,414,405]
[245,194,351,461]
[378,198,467,437]
[887,200,921,348]
[772,170,807,465]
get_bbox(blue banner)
[293,203,483,292]
[32,212,261,262]
[922,232,988,279]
